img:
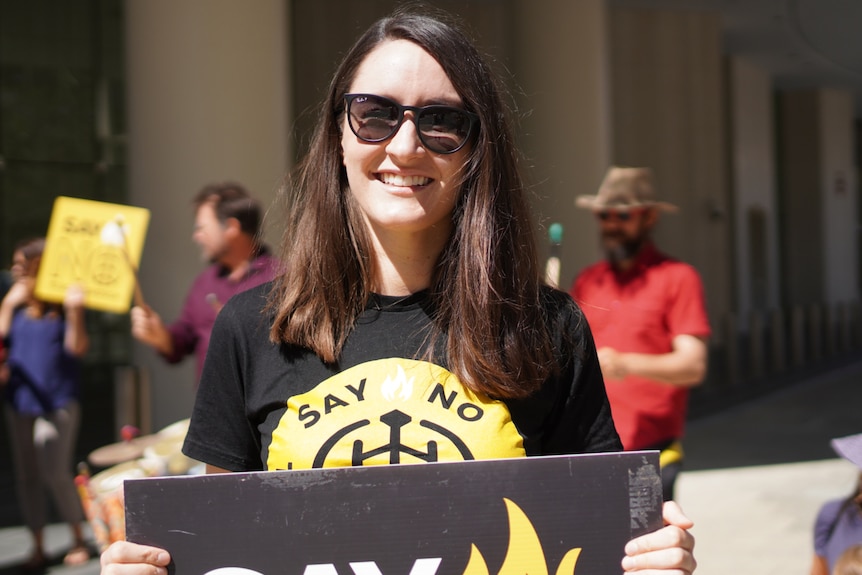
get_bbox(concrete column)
[808,304,823,362]
[790,305,806,367]
[778,89,858,309]
[748,311,765,379]
[510,0,611,289]
[723,312,740,386]
[770,309,785,372]
[607,6,731,341]
[853,301,862,349]
[125,0,289,429]
[819,90,859,304]
[728,57,780,318]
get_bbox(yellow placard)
[35,196,150,314]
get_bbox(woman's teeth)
[380,173,431,187]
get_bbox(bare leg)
[25,528,46,569]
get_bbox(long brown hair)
[268,7,555,399]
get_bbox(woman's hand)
[63,283,89,356]
[622,501,697,573]
[63,283,86,311]
[100,541,171,575]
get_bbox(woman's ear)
[224,217,242,238]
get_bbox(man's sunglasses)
[343,93,479,154]
[596,209,644,222]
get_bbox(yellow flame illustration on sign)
[463,498,581,575]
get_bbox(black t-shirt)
[183,283,621,472]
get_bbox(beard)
[602,231,648,265]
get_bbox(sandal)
[63,545,92,566]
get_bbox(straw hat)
[576,166,679,212]
[831,432,862,469]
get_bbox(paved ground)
[1,358,860,575]
[677,358,862,575]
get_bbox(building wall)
[125,0,289,428]
[509,0,611,289]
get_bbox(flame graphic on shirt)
[381,364,414,401]
[464,499,582,575]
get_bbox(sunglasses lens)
[348,95,400,142]
[597,210,632,222]
[417,108,472,153]
[347,94,474,154]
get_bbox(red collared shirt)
[570,242,711,450]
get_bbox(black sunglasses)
[596,209,643,222]
[343,93,478,154]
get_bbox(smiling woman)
[268,10,547,399]
[99,7,698,575]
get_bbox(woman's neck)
[373,257,434,296]
[369,228,448,296]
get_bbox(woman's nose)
[384,114,424,157]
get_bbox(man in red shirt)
[570,166,710,500]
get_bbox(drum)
[77,460,160,550]
[140,419,198,475]
[87,433,162,468]
[78,418,199,548]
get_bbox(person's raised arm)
[63,284,89,357]
[130,305,174,356]
[0,278,32,338]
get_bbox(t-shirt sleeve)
[667,265,711,339]
[182,295,264,471]
[813,499,841,556]
[537,291,622,455]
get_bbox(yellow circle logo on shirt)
[267,358,525,470]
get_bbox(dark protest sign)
[124,451,661,575]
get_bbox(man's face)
[192,202,229,264]
[595,207,655,264]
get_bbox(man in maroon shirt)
[570,166,710,500]
[131,182,278,385]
